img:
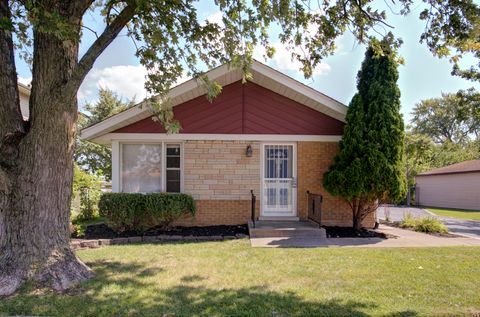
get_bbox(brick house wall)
[175,140,260,226]
[174,140,375,228]
[297,142,375,228]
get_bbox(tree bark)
[0,2,93,296]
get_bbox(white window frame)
[163,142,184,193]
[112,141,184,193]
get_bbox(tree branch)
[68,4,137,91]
[69,0,95,18]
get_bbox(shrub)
[400,213,448,234]
[414,217,448,234]
[98,192,196,233]
[400,213,417,229]
[71,164,102,221]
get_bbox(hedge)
[98,193,196,233]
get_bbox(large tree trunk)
[0,2,92,296]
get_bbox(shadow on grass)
[0,260,418,317]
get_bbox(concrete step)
[258,216,300,221]
[248,220,326,238]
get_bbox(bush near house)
[71,164,103,221]
[98,193,196,233]
[400,214,448,234]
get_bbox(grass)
[1,241,480,316]
[427,207,480,221]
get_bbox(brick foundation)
[174,200,259,226]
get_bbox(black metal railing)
[307,190,323,225]
[250,189,256,228]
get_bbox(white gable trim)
[81,60,347,142]
[92,133,342,145]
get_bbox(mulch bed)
[380,220,460,238]
[323,226,391,239]
[82,223,249,240]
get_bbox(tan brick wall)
[173,200,259,226]
[183,140,260,200]
[177,140,374,228]
[297,141,375,228]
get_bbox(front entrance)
[261,143,297,217]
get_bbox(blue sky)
[15,1,479,124]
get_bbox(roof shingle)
[417,160,480,176]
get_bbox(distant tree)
[323,35,407,230]
[410,88,480,144]
[404,131,435,205]
[75,89,131,180]
[431,140,480,168]
[405,131,435,183]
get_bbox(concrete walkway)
[377,206,480,239]
[250,224,480,248]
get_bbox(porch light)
[246,144,253,157]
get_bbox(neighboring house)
[18,82,31,119]
[416,160,480,210]
[81,60,374,227]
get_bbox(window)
[121,144,162,193]
[166,144,181,193]
[120,143,182,193]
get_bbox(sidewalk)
[250,224,480,248]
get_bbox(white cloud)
[204,11,224,26]
[78,64,191,106]
[254,42,331,77]
[79,64,149,104]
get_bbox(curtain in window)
[121,144,162,193]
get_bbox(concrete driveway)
[377,206,480,239]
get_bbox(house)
[81,60,374,228]
[18,82,31,119]
[416,160,480,210]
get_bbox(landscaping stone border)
[71,234,249,250]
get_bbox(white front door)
[261,144,297,217]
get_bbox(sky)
[14,1,480,124]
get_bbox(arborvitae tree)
[323,34,407,230]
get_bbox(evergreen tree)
[323,34,407,230]
[75,88,132,180]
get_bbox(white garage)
[415,160,480,211]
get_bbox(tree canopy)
[410,88,480,144]
[323,34,406,229]
[75,88,132,180]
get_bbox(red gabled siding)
[114,81,344,135]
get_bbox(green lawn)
[428,207,480,221]
[1,241,480,316]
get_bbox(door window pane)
[122,144,162,193]
[264,145,292,179]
